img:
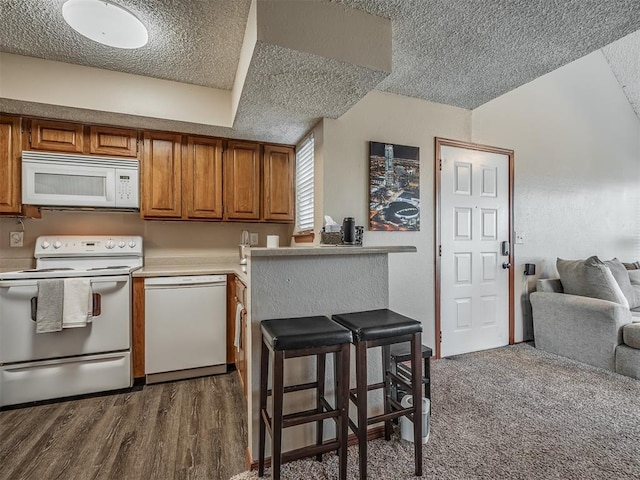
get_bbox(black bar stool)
[390,343,432,403]
[258,316,352,480]
[332,309,423,479]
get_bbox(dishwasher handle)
[144,275,227,287]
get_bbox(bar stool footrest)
[283,408,340,428]
[282,440,341,464]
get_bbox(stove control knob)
[118,241,126,248]
[41,241,50,249]
[106,240,115,249]
[128,240,137,248]
[53,241,62,249]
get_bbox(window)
[295,133,314,232]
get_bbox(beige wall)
[320,90,472,349]
[0,53,233,127]
[0,211,292,267]
[472,50,640,341]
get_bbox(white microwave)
[22,151,139,209]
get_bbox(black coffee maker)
[342,217,356,245]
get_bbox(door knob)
[502,262,511,269]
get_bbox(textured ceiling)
[0,0,251,90]
[1,0,639,144]
[331,0,640,109]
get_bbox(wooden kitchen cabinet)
[141,131,183,218]
[141,134,223,220]
[225,273,248,397]
[0,115,22,214]
[224,141,261,221]
[132,277,146,379]
[234,276,248,397]
[27,119,138,158]
[226,274,238,364]
[28,119,84,153]
[184,136,223,219]
[89,125,138,158]
[262,145,294,222]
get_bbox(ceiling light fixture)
[62,0,148,49]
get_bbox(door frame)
[434,137,515,359]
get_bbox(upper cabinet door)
[30,119,84,153]
[224,141,261,221]
[141,132,183,218]
[262,145,294,222]
[0,116,22,214]
[89,126,138,158]
[184,136,223,220]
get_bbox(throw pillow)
[557,256,629,307]
[623,261,640,270]
[604,258,636,308]
[629,270,640,309]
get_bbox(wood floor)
[0,372,248,480]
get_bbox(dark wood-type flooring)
[0,372,248,480]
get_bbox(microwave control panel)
[115,168,139,208]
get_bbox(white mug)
[266,235,279,248]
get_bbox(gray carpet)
[231,344,640,480]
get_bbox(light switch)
[250,233,259,246]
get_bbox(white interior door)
[439,144,511,357]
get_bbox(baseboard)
[247,425,385,470]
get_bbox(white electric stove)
[0,235,143,407]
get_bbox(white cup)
[266,235,279,248]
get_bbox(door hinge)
[439,331,442,342]
[438,245,442,257]
[439,159,442,171]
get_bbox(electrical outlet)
[10,231,24,247]
[515,232,525,245]
[250,233,259,246]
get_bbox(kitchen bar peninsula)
[245,245,417,464]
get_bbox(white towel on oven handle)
[234,302,244,350]
[62,278,92,328]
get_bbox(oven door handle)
[0,275,129,288]
[30,293,102,321]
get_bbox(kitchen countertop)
[133,257,248,283]
[249,245,417,257]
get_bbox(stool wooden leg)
[272,350,285,480]
[258,340,269,477]
[316,353,326,461]
[356,341,368,479]
[411,333,423,476]
[337,343,350,480]
[424,355,431,401]
[382,344,392,441]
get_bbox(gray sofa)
[530,258,640,380]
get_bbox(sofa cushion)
[623,261,640,270]
[629,270,640,310]
[536,278,563,293]
[557,256,629,307]
[604,258,637,308]
[623,323,640,349]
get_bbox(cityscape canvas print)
[369,141,420,231]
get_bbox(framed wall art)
[369,141,420,231]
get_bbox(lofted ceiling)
[1,0,639,144]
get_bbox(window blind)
[295,134,314,232]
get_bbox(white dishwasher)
[145,275,227,383]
